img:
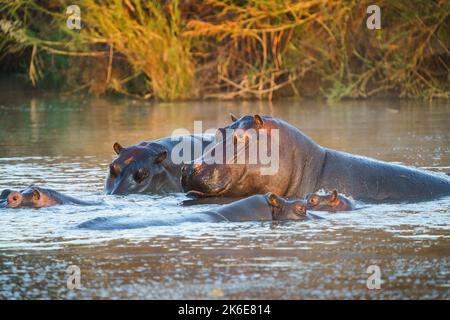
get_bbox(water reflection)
[0,95,449,299]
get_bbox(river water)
[0,93,449,299]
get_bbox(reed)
[0,0,448,101]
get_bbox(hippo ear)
[32,189,40,200]
[254,114,264,127]
[330,190,338,202]
[113,142,123,155]
[230,113,239,122]
[266,192,281,208]
[154,150,167,163]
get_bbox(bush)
[0,0,448,101]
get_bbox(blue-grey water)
[0,94,449,299]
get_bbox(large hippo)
[181,115,450,202]
[78,193,321,230]
[105,135,214,195]
[1,186,98,208]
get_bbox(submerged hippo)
[78,193,322,230]
[181,114,450,202]
[1,186,97,209]
[105,135,214,195]
[306,190,355,212]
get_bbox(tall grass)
[80,0,195,100]
[0,0,448,101]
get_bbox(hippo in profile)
[105,135,214,195]
[181,114,450,202]
[78,193,322,230]
[306,190,355,212]
[1,186,97,209]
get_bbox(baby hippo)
[217,192,312,222]
[78,193,322,230]
[306,190,355,212]
[1,186,97,209]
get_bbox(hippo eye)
[134,168,149,183]
[32,190,40,201]
[109,164,117,177]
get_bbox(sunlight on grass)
[0,0,448,101]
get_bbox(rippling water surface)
[0,94,449,299]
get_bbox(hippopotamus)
[105,135,214,195]
[306,190,355,212]
[1,186,97,208]
[181,114,450,202]
[78,193,322,230]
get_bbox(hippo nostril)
[182,163,202,177]
[110,163,120,178]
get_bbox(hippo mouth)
[185,181,232,198]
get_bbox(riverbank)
[1,1,449,102]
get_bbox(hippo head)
[6,186,60,208]
[105,142,169,195]
[306,190,344,211]
[265,193,307,221]
[182,114,284,197]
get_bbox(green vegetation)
[0,0,449,101]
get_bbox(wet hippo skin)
[181,115,450,202]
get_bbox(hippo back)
[212,195,273,221]
[317,149,450,201]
